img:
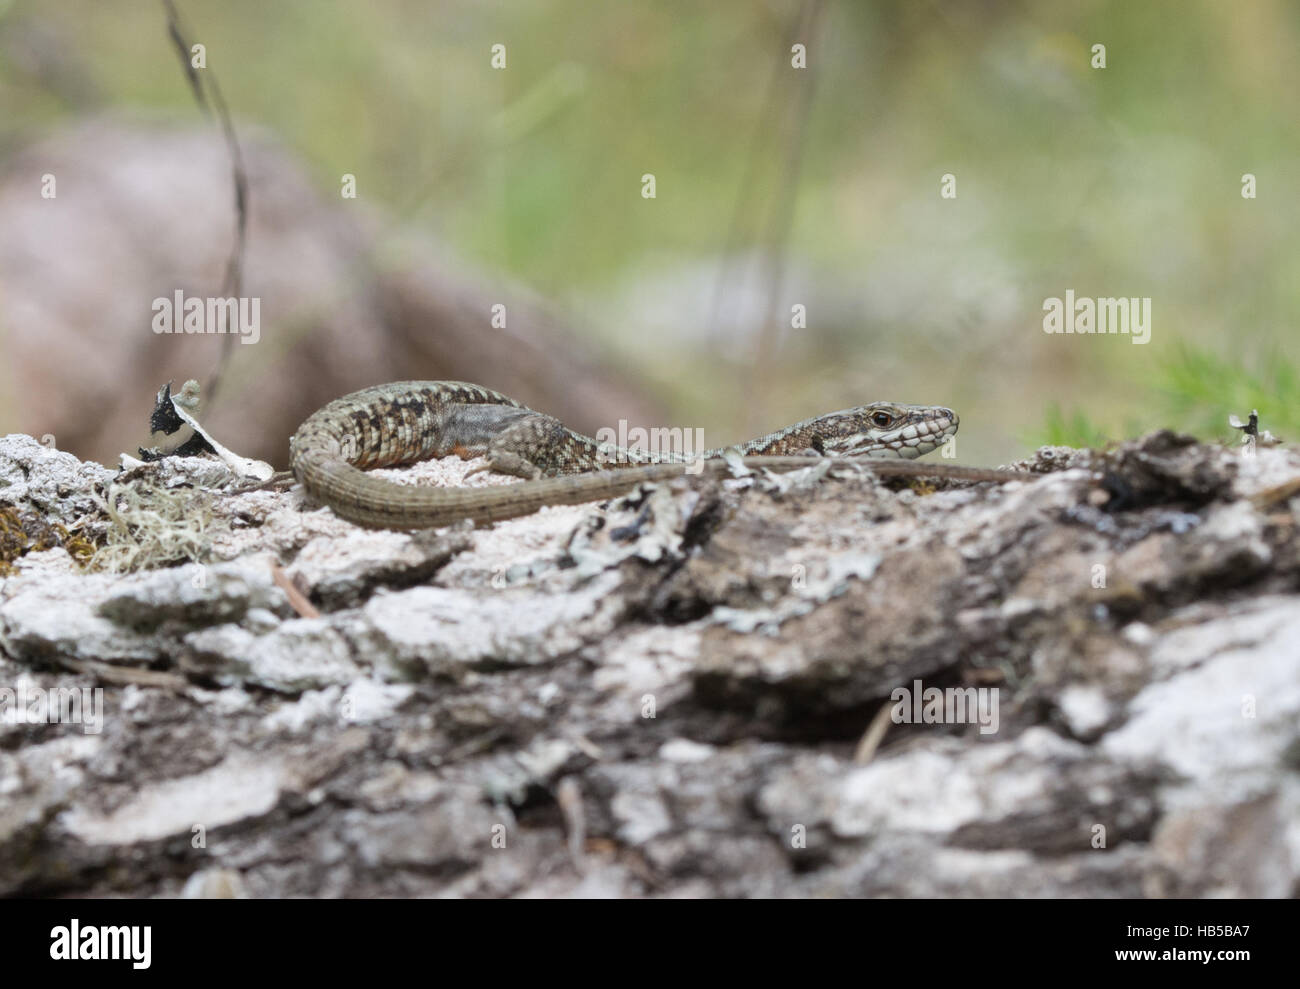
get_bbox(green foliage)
[1034,403,1112,450]
[1,2,1295,464]
[1034,345,1297,451]
[1155,343,1298,443]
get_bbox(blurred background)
[0,0,1296,467]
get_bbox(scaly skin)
[289,381,1020,529]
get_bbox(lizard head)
[820,402,959,459]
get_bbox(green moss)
[0,504,97,575]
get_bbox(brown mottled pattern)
[289,381,1019,529]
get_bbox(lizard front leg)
[443,406,587,479]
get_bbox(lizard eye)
[871,411,893,428]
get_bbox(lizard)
[289,380,1028,530]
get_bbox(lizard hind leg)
[467,411,597,480]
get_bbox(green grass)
[1035,403,1113,449]
[1156,343,1298,442]
[1031,344,1298,450]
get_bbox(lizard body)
[289,381,1022,529]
